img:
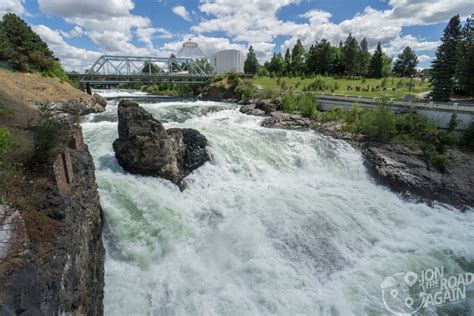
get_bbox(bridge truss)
[74,55,212,86]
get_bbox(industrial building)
[210,50,245,73]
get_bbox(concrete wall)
[316,94,474,130]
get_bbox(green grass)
[252,76,431,99]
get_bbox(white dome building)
[210,50,245,74]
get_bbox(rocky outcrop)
[92,93,107,108]
[199,80,238,102]
[35,97,105,117]
[363,143,474,209]
[113,100,209,188]
[261,112,313,130]
[0,128,105,315]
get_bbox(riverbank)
[0,71,105,314]
[238,100,474,210]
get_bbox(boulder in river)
[112,100,210,188]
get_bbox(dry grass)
[0,69,92,105]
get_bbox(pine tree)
[290,39,305,75]
[356,38,371,76]
[267,52,284,75]
[244,45,259,75]
[0,13,56,72]
[284,48,291,75]
[430,15,462,102]
[342,33,358,77]
[306,39,335,75]
[393,46,418,77]
[458,16,474,96]
[369,42,384,78]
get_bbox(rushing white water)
[83,90,474,315]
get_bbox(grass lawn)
[251,76,431,99]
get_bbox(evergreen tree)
[356,38,371,76]
[306,39,336,75]
[0,13,56,72]
[342,33,358,77]
[267,52,284,75]
[284,48,291,75]
[369,42,384,78]
[458,16,474,96]
[430,15,462,102]
[393,46,418,77]
[244,45,259,74]
[290,39,305,75]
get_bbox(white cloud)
[32,25,101,71]
[172,6,191,21]
[37,0,169,58]
[0,0,26,17]
[37,0,134,18]
[60,26,84,38]
[418,54,433,63]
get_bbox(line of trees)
[430,15,474,101]
[245,34,414,79]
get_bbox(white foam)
[82,90,474,315]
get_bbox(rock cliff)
[0,127,104,315]
[113,100,209,188]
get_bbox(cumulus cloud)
[0,0,26,17]
[37,0,134,18]
[37,0,168,58]
[172,6,192,21]
[32,25,101,71]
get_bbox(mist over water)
[82,90,474,315]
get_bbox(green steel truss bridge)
[68,55,213,91]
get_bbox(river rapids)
[82,90,474,315]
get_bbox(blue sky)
[0,0,471,70]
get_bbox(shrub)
[298,93,318,118]
[30,110,63,162]
[213,73,225,82]
[0,128,14,153]
[234,80,255,103]
[320,106,346,122]
[356,103,396,141]
[448,113,458,132]
[279,92,297,113]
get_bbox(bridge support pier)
[86,83,92,95]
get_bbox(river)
[82,90,474,315]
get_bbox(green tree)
[458,16,474,96]
[141,61,160,73]
[356,38,371,76]
[342,33,358,77]
[393,46,419,77]
[244,45,259,75]
[195,58,213,74]
[369,42,384,78]
[430,15,462,102]
[284,48,291,75]
[291,39,305,75]
[0,13,56,72]
[306,39,336,75]
[267,52,284,75]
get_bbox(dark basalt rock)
[112,100,210,188]
[261,112,313,130]
[363,143,474,210]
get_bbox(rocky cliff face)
[0,128,104,315]
[113,100,209,189]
